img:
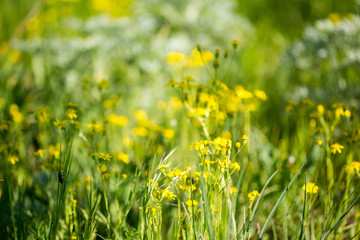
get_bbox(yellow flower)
[235,142,241,148]
[345,162,360,176]
[254,90,267,101]
[134,109,147,121]
[8,155,19,165]
[335,107,344,118]
[162,129,174,139]
[162,189,176,200]
[132,127,148,137]
[317,139,323,146]
[241,135,248,141]
[230,162,241,171]
[330,143,344,155]
[65,109,77,120]
[107,114,128,127]
[185,49,213,67]
[117,152,130,164]
[167,52,185,65]
[247,190,260,202]
[230,187,237,195]
[35,149,45,158]
[92,152,112,161]
[49,144,60,159]
[87,122,105,133]
[54,119,67,130]
[9,104,23,123]
[329,13,341,25]
[185,200,198,207]
[344,110,351,117]
[210,205,217,212]
[122,174,127,179]
[302,182,319,194]
[317,105,324,115]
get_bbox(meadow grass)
[1,1,360,239]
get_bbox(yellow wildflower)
[134,109,147,121]
[330,143,344,155]
[9,104,23,123]
[185,200,198,207]
[230,187,237,195]
[107,114,128,127]
[132,127,148,137]
[248,190,260,202]
[254,90,267,101]
[8,155,19,165]
[317,139,323,146]
[117,152,130,164]
[230,162,241,171]
[54,119,67,130]
[167,52,185,65]
[162,189,176,200]
[35,149,45,158]
[162,129,174,139]
[302,182,319,194]
[317,105,324,115]
[345,162,360,176]
[65,109,77,120]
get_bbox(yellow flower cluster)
[167,48,213,67]
[345,162,360,176]
[132,109,174,139]
[247,190,260,202]
[302,182,319,194]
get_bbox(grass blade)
[258,163,304,239]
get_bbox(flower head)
[248,190,260,202]
[330,143,344,155]
[302,182,319,194]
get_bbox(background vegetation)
[0,0,359,239]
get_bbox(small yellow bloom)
[162,129,174,139]
[122,174,127,179]
[210,205,217,212]
[8,155,19,165]
[230,187,237,195]
[117,152,130,164]
[35,149,45,158]
[345,162,360,176]
[317,139,323,146]
[247,190,260,202]
[65,109,77,120]
[235,142,241,148]
[317,105,324,115]
[54,119,67,130]
[162,189,176,200]
[254,90,267,101]
[134,109,147,121]
[330,143,344,155]
[107,114,128,127]
[302,182,319,194]
[230,162,241,171]
[132,127,148,137]
[185,200,198,207]
[9,104,23,123]
[167,52,185,65]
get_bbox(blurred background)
[1,0,360,238]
